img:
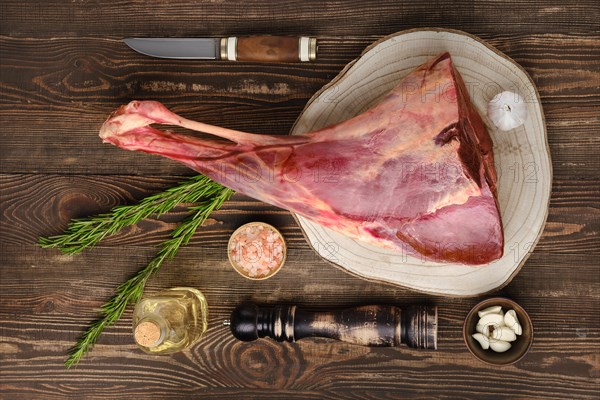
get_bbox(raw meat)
[100,52,503,264]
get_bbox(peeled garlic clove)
[472,333,490,350]
[490,340,512,353]
[476,323,483,333]
[478,312,504,328]
[487,91,528,131]
[492,326,517,342]
[512,322,523,336]
[478,305,502,318]
[476,323,492,337]
[504,309,523,335]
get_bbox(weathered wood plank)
[0,247,598,399]
[1,0,598,36]
[1,174,598,254]
[1,35,598,177]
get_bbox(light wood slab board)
[290,28,552,296]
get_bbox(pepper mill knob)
[229,303,263,341]
[229,303,437,349]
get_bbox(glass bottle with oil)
[132,287,208,354]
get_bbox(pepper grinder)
[227,304,437,349]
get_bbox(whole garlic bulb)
[487,91,528,131]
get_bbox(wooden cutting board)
[290,28,552,296]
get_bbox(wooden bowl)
[463,297,533,365]
[227,222,286,280]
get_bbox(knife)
[124,36,317,63]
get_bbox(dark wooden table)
[1,1,599,399]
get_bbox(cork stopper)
[134,320,162,347]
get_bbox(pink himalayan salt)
[229,224,284,278]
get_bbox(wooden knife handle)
[229,304,438,349]
[220,36,317,62]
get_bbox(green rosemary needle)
[39,174,228,255]
[64,185,233,368]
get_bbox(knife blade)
[124,36,317,63]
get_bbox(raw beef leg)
[100,52,503,264]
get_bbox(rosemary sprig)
[38,174,233,367]
[64,185,233,368]
[39,175,227,255]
